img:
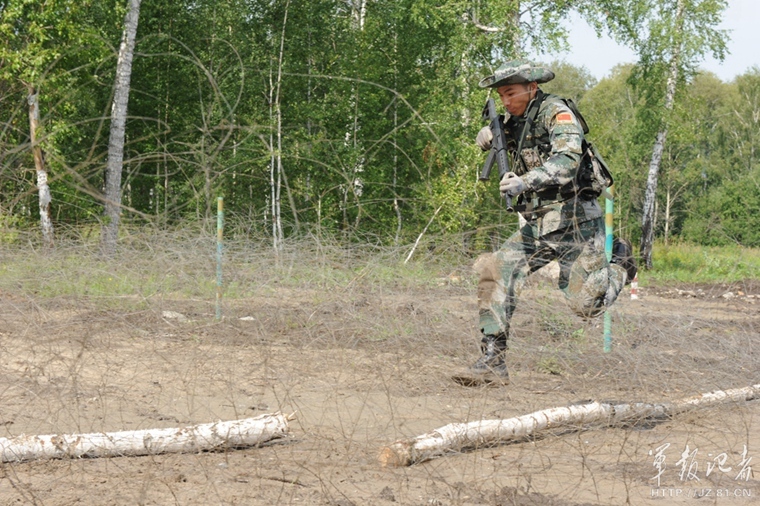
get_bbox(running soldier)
[463,59,637,384]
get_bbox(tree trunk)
[101,0,141,255]
[269,71,283,255]
[379,384,760,467]
[393,28,402,244]
[275,0,299,235]
[26,90,54,247]
[512,2,521,54]
[640,0,684,269]
[1,413,291,463]
[664,186,671,245]
[268,1,292,256]
[349,0,367,29]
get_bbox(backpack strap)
[561,97,590,134]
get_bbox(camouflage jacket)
[505,90,602,235]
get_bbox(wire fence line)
[0,230,758,505]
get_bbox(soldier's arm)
[520,104,584,192]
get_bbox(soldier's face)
[497,83,537,117]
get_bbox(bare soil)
[1,274,759,505]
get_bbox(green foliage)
[541,60,598,102]
[0,212,21,243]
[681,168,760,246]
[646,242,760,283]
[579,65,647,241]
[598,0,729,89]
[0,0,758,254]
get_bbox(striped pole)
[604,186,614,353]
[216,197,224,321]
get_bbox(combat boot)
[469,333,509,381]
[611,238,637,285]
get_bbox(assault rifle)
[479,98,514,211]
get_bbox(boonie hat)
[479,58,555,88]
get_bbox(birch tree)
[101,0,142,255]
[0,0,92,245]
[1,413,292,463]
[638,0,685,268]
[637,0,729,268]
[380,383,760,467]
[593,0,728,267]
[264,0,293,255]
[26,91,54,247]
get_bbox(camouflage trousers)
[475,217,627,337]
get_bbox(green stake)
[604,187,614,353]
[216,197,224,321]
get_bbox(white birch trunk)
[27,91,54,247]
[348,0,367,30]
[1,413,290,463]
[274,0,299,235]
[268,0,291,256]
[393,29,402,244]
[269,71,278,253]
[640,0,684,269]
[404,205,442,264]
[101,0,141,255]
[664,187,671,245]
[379,384,760,467]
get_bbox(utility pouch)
[578,141,614,200]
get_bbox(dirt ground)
[1,272,759,505]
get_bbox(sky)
[544,0,758,82]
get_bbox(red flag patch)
[555,112,573,124]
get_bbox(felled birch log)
[1,412,292,463]
[379,384,760,467]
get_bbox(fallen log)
[1,412,292,463]
[379,384,760,467]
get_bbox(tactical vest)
[505,91,613,212]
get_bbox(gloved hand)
[499,172,526,197]
[475,126,493,151]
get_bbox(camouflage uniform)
[476,61,628,344]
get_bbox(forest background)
[1,0,758,264]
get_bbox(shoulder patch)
[555,112,573,124]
